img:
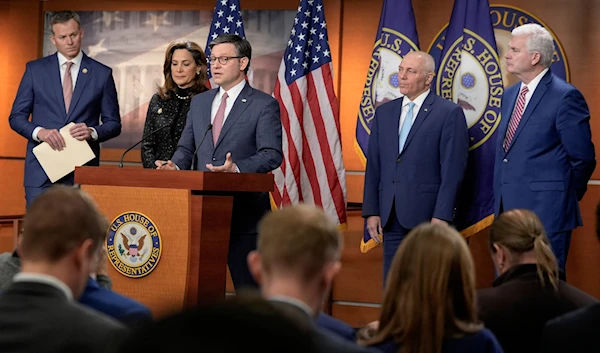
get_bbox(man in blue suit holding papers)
[494,24,595,272]
[363,51,469,280]
[9,10,121,208]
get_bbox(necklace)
[174,92,191,100]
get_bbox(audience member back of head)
[0,185,127,353]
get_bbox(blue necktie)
[398,102,415,153]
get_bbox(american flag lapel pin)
[82,68,88,74]
[242,98,247,103]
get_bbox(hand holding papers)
[32,122,96,183]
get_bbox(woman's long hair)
[158,40,208,99]
[365,223,482,353]
[489,209,559,289]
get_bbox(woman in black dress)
[141,41,208,168]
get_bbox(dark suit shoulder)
[430,94,463,112]
[84,54,113,73]
[248,85,278,102]
[546,302,600,331]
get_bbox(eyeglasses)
[208,56,243,65]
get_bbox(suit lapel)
[66,53,91,122]
[505,71,551,154]
[47,54,66,115]
[401,91,434,154]
[215,83,252,148]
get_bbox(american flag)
[205,0,248,87]
[271,0,347,227]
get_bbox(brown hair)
[257,204,341,282]
[21,185,108,262]
[490,209,559,289]
[49,11,81,34]
[364,223,482,353]
[158,41,208,99]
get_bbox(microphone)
[190,124,213,171]
[119,124,171,168]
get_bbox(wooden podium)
[74,166,273,318]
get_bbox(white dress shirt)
[399,89,430,135]
[520,68,549,111]
[33,50,98,142]
[211,79,247,126]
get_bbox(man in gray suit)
[156,34,283,289]
[0,186,126,353]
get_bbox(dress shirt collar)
[520,68,548,95]
[217,79,246,103]
[57,50,83,69]
[268,295,314,317]
[13,272,74,300]
[403,89,430,109]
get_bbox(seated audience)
[0,217,151,327]
[478,209,597,353]
[116,294,317,353]
[0,186,126,353]
[538,203,600,353]
[361,223,503,353]
[247,204,375,353]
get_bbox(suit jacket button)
[212,157,216,161]
[397,158,401,162]
[503,159,508,163]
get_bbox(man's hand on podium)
[155,160,177,170]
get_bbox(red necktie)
[63,61,74,114]
[212,92,229,145]
[503,85,529,151]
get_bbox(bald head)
[398,51,436,100]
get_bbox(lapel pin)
[157,108,163,114]
[424,108,428,112]
[82,68,88,74]
[242,98,247,103]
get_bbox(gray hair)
[512,23,555,68]
[405,50,436,74]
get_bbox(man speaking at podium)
[156,34,283,290]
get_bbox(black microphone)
[119,124,171,168]
[190,124,213,171]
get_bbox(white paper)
[32,122,96,183]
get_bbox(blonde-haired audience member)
[478,209,597,353]
[248,204,375,353]
[361,223,503,353]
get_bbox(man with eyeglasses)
[156,34,283,290]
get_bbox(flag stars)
[215,22,221,28]
[301,21,308,29]
[295,44,302,52]
[290,68,297,76]
[308,0,314,5]
[319,32,325,40]
[302,62,309,69]
[305,11,311,17]
[310,28,317,35]
[227,15,234,22]
[236,20,242,27]
[220,0,227,5]
[294,17,299,24]
[288,39,293,47]
[305,50,310,57]
[223,26,230,33]
[298,33,305,41]
[313,16,320,23]
[291,28,296,35]
[307,39,313,46]
[316,44,321,52]
[211,33,218,39]
[217,10,224,17]
[323,49,330,57]
[312,56,320,63]
[292,57,300,65]
[316,4,322,11]
[230,4,236,11]
[321,21,327,28]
